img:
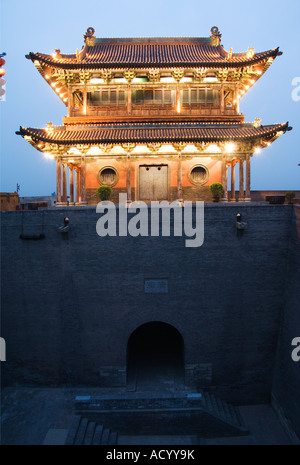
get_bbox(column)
[126,155,131,203]
[83,85,87,115]
[127,84,132,115]
[75,168,81,205]
[230,160,236,202]
[238,158,244,202]
[68,86,72,117]
[177,155,183,202]
[220,85,224,114]
[225,165,228,200]
[245,154,251,202]
[62,162,67,205]
[221,155,228,202]
[69,166,74,205]
[176,83,181,113]
[56,157,62,205]
[80,157,87,205]
[234,86,240,114]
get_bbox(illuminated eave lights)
[237,62,269,99]
[255,139,273,153]
[205,144,221,153]
[203,73,218,83]
[225,142,236,153]
[48,79,67,103]
[43,152,54,160]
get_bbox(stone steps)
[74,391,248,437]
[202,392,246,429]
[65,416,118,445]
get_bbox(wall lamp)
[58,217,70,236]
[236,213,247,235]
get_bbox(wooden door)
[139,165,168,201]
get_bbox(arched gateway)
[127,322,184,390]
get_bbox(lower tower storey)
[17,121,291,204]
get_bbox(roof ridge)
[21,121,288,130]
[27,45,280,68]
[93,37,212,43]
[16,121,291,154]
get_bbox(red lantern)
[0,78,5,97]
[0,58,5,77]
[0,54,7,100]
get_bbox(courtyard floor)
[0,386,291,445]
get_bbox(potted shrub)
[97,185,112,202]
[209,182,224,202]
[285,191,295,204]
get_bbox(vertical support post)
[230,160,236,202]
[220,85,224,114]
[80,156,87,205]
[69,166,74,205]
[75,168,82,205]
[245,154,251,202]
[62,162,67,205]
[83,85,87,116]
[221,155,228,202]
[127,84,132,115]
[177,154,183,202]
[56,157,62,205]
[234,86,240,114]
[68,86,72,117]
[238,158,244,202]
[176,83,181,113]
[126,154,131,204]
[226,164,229,198]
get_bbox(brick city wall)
[1,204,297,405]
[272,205,300,442]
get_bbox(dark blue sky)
[1,0,299,196]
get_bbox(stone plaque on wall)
[144,279,168,293]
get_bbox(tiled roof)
[17,122,290,145]
[27,38,280,69]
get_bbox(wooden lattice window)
[87,89,127,106]
[188,164,209,185]
[132,88,175,105]
[181,88,219,106]
[97,166,119,187]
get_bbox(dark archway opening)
[127,322,184,390]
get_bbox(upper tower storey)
[26,26,282,123]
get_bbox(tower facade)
[18,27,291,205]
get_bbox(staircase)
[73,391,248,438]
[65,416,119,445]
[201,392,246,432]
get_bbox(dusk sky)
[0,0,299,196]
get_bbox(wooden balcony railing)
[70,105,237,118]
